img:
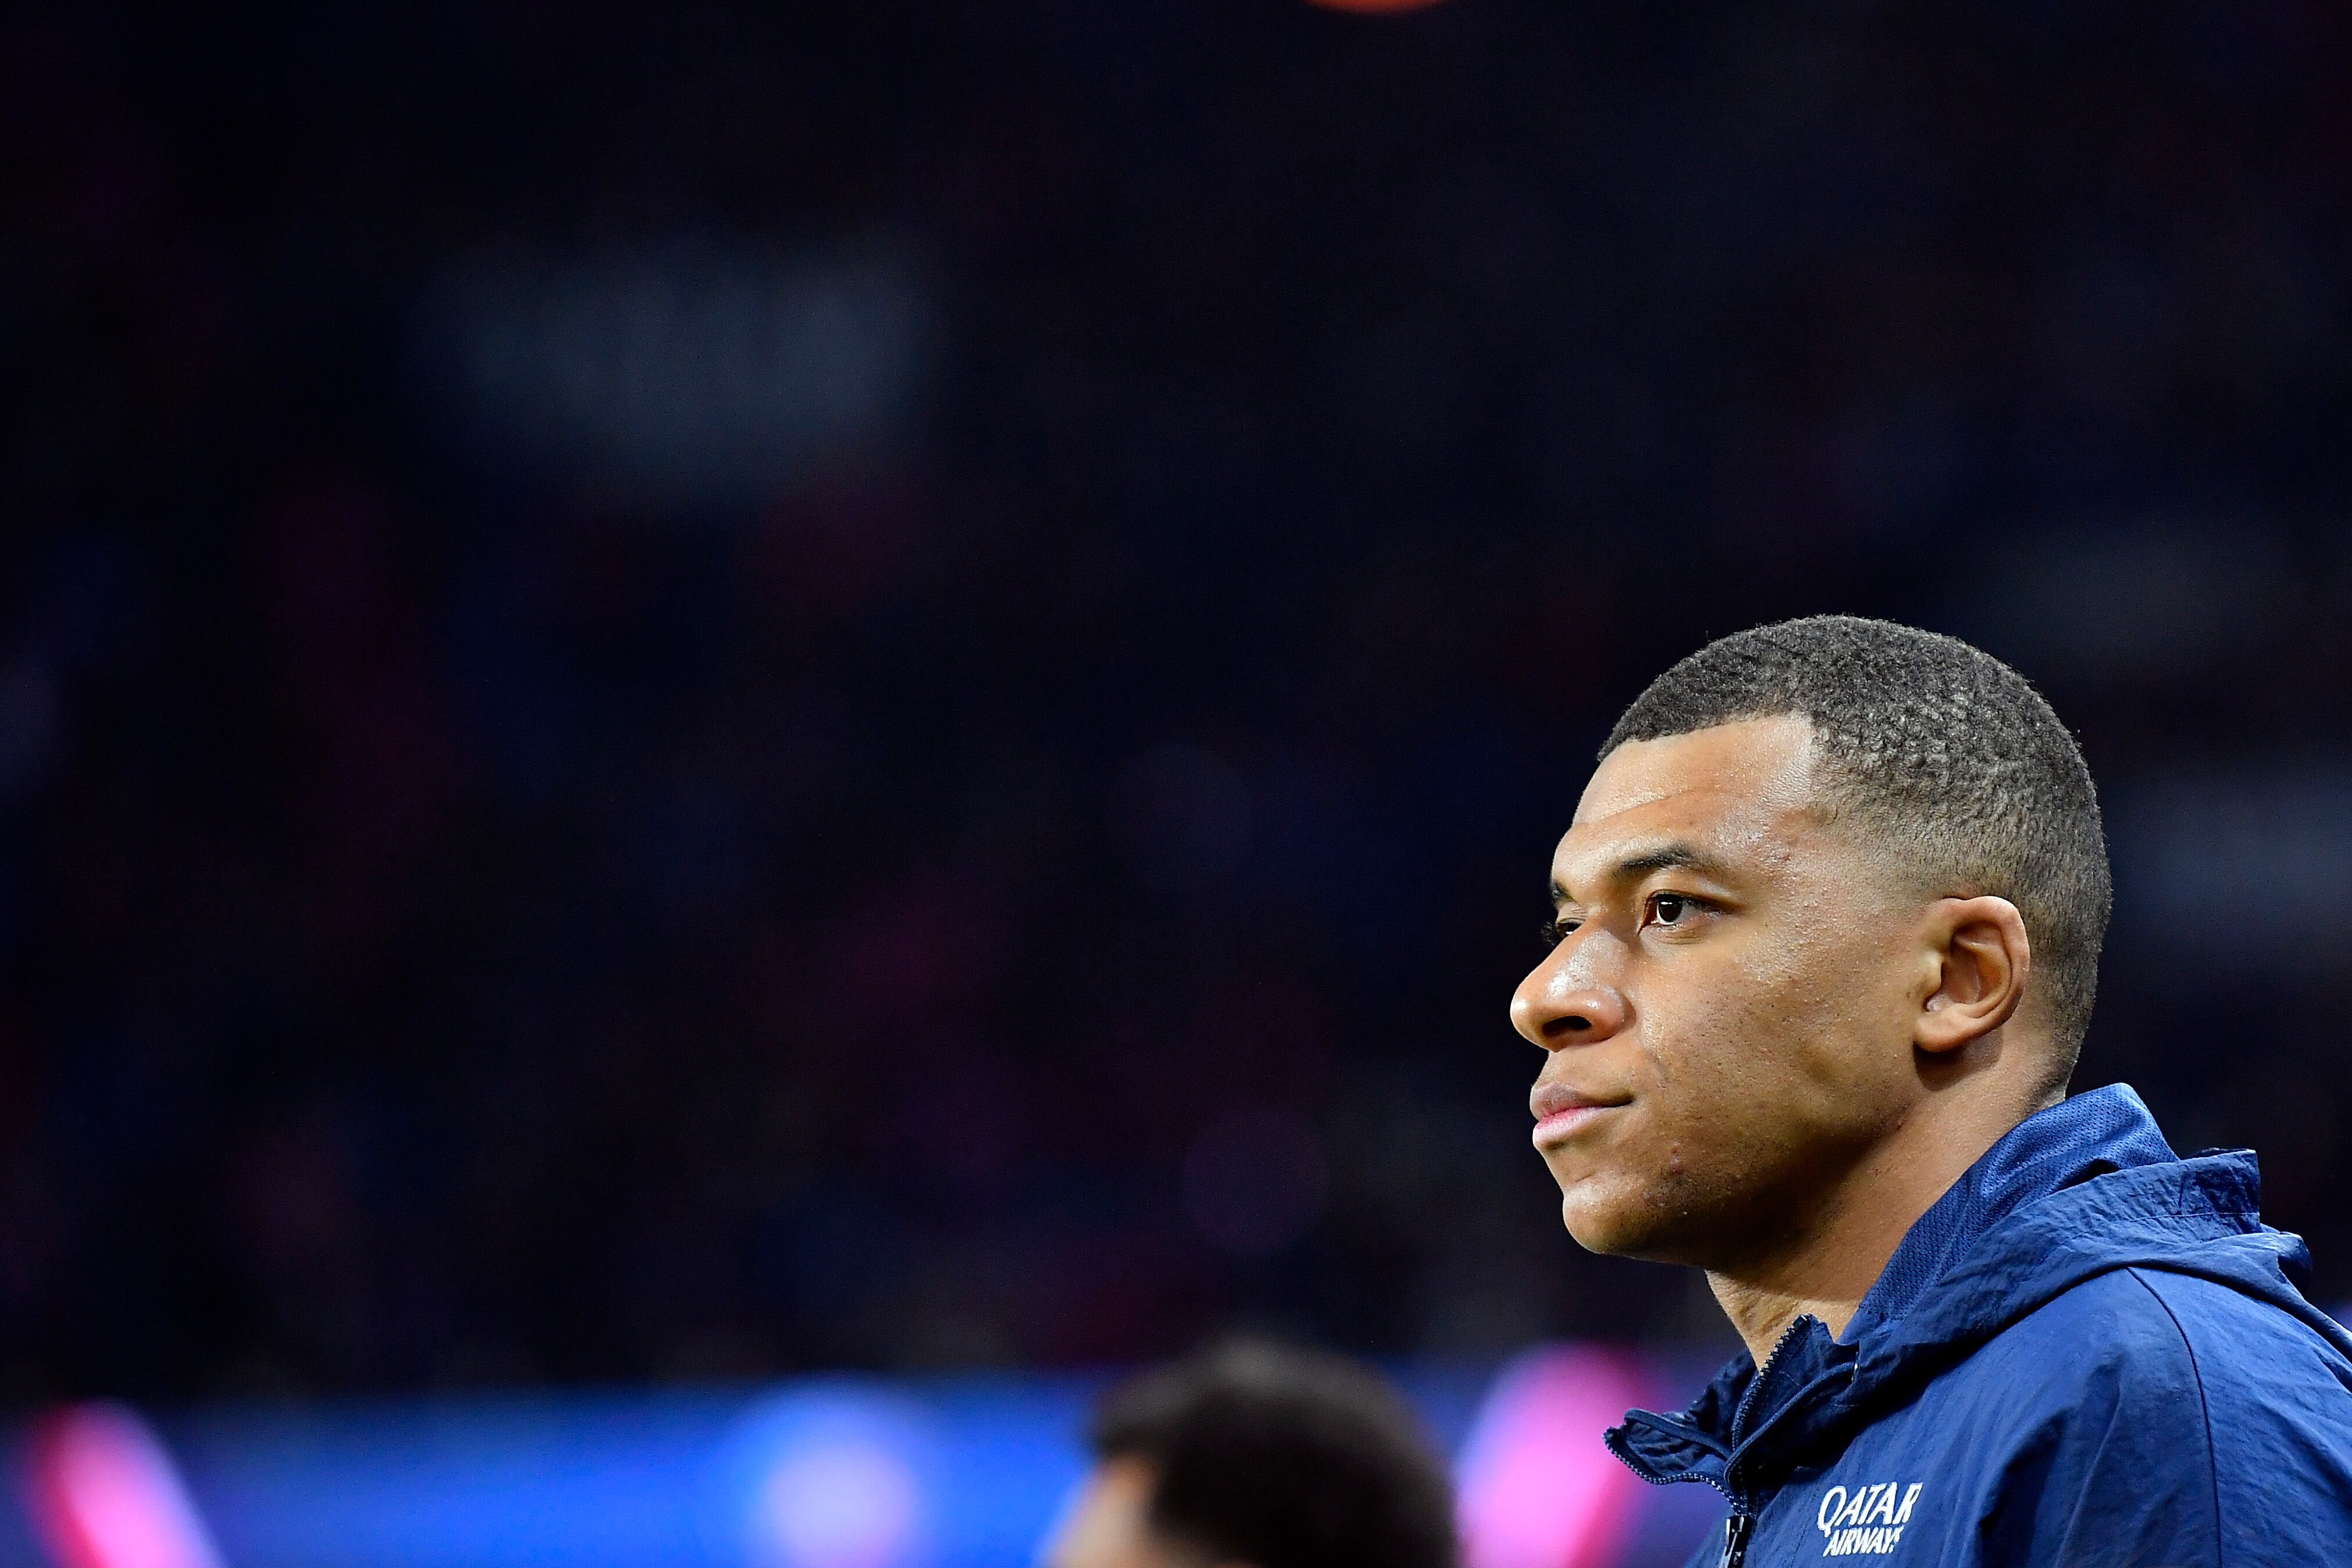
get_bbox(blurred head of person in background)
[1043,1339,1457,1568]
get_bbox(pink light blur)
[1456,1345,1652,1568]
[751,1434,923,1568]
[20,1403,226,1568]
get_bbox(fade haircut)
[1604,616,2110,1072]
[1090,1339,1458,1568]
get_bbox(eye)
[1645,893,1695,928]
[1540,916,1582,948]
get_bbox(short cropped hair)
[1089,1340,1458,1568]
[1604,616,2110,1070]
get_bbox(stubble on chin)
[1553,1157,1699,1260]
[1552,1123,1800,1268]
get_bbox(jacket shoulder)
[2123,1263,2352,1386]
[1965,1265,2208,1409]
[1969,1265,2352,1560]
[1969,1263,2349,1431]
[2124,1267,2352,1547]
[1918,1270,2219,1565]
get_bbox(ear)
[1914,896,2031,1054]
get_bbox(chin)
[1558,1184,1666,1259]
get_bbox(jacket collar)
[1606,1084,2247,1495]
[1843,1084,2176,1341]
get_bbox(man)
[1042,1339,1457,1568]
[1511,616,2352,1566]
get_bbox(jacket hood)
[1608,1083,2352,1496]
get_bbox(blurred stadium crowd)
[1,0,2348,1402]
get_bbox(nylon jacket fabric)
[1606,1084,2352,1567]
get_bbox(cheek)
[1650,933,1919,1162]
[1631,950,1870,1152]
[1638,950,1797,1097]
[1546,921,1923,1255]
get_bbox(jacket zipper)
[1709,1316,1805,1568]
[1719,1509,1754,1568]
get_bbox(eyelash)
[1540,894,1710,947]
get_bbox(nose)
[1511,951,1630,1050]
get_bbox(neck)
[1705,1076,2057,1366]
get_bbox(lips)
[1529,1081,1630,1147]
[1529,1082,1626,1120]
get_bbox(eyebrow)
[1550,842,1729,905]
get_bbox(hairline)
[1599,710,1964,897]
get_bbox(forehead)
[1556,715,1822,883]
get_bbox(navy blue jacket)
[1608,1085,2352,1566]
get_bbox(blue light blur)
[9,1355,1733,1568]
[156,1378,1101,1568]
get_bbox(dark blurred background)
[1,0,2348,1404]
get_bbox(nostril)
[1562,1016,1592,1032]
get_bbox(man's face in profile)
[1043,1459,1211,1568]
[1510,715,1932,1269]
